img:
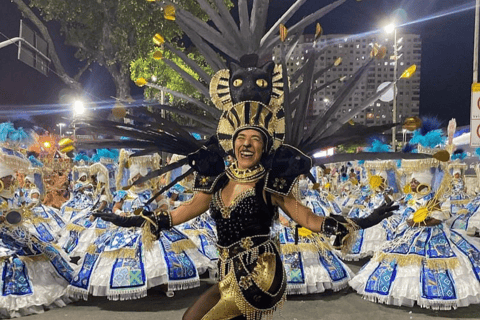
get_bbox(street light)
[73,100,85,116]
[384,22,399,151]
[72,100,85,140]
[56,123,66,137]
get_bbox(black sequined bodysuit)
[209,178,275,247]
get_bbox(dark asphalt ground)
[26,259,480,320]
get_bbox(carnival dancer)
[449,153,480,234]
[58,149,117,257]
[341,160,401,261]
[68,151,212,300]
[59,155,94,222]
[18,156,66,242]
[350,158,480,310]
[0,137,74,317]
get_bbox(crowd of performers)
[1,136,480,318]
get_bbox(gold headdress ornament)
[216,101,285,155]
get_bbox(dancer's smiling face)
[234,129,264,170]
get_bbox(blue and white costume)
[350,160,480,310]
[275,209,353,295]
[0,145,74,318]
[68,153,212,300]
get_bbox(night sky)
[0,0,476,133]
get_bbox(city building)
[272,33,421,130]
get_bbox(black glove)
[92,211,145,227]
[92,209,172,239]
[351,202,399,229]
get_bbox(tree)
[12,0,209,100]
[130,49,211,102]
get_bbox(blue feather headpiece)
[451,148,467,161]
[91,149,119,163]
[0,122,34,147]
[73,153,91,163]
[28,155,44,167]
[409,117,445,149]
[365,138,392,153]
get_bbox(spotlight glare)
[74,100,85,115]
[384,23,395,34]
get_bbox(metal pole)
[392,28,398,151]
[474,0,480,83]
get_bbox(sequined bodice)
[209,181,274,246]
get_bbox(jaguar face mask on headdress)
[211,54,285,157]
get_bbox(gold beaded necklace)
[225,160,266,183]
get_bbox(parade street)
[29,260,480,320]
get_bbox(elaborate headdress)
[90,149,119,202]
[0,122,32,197]
[72,153,91,182]
[76,0,427,201]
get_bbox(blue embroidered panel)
[421,264,456,300]
[331,201,342,214]
[110,246,146,289]
[33,223,55,243]
[451,203,480,230]
[283,252,305,285]
[199,234,218,261]
[159,238,197,281]
[63,230,79,254]
[162,228,188,243]
[386,169,398,193]
[406,228,430,256]
[350,229,365,255]
[95,217,108,229]
[449,230,480,281]
[44,245,74,282]
[365,260,397,296]
[425,226,456,259]
[33,206,48,218]
[318,251,348,282]
[386,228,423,255]
[278,230,287,244]
[70,253,100,290]
[108,231,138,250]
[2,258,33,296]
[94,230,115,252]
[307,201,325,216]
[47,208,66,228]
[284,228,295,243]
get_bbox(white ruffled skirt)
[349,224,480,310]
[277,225,354,295]
[68,226,214,300]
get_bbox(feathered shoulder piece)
[263,145,313,196]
